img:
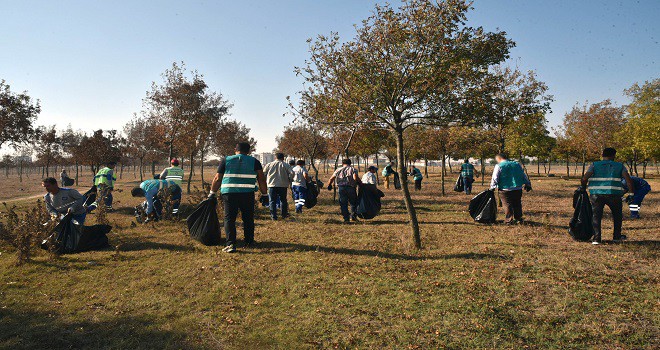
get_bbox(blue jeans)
[292,185,307,212]
[630,186,650,217]
[463,177,473,194]
[171,186,182,214]
[268,187,289,219]
[338,186,358,221]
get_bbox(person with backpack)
[460,159,476,195]
[328,159,361,223]
[489,153,532,225]
[291,160,311,214]
[582,148,634,244]
[409,165,423,191]
[623,176,651,219]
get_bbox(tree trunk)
[75,161,79,185]
[19,160,23,182]
[200,149,205,186]
[139,157,144,182]
[395,128,421,249]
[424,157,429,179]
[375,154,379,184]
[480,154,485,186]
[581,152,586,177]
[440,145,446,197]
[187,152,194,194]
[447,156,453,174]
[566,156,570,179]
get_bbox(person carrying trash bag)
[460,159,476,194]
[489,153,532,225]
[581,147,634,245]
[42,177,88,225]
[186,197,222,246]
[568,187,595,241]
[469,189,497,224]
[357,183,385,219]
[327,159,362,223]
[291,160,311,214]
[382,162,395,189]
[131,178,182,223]
[209,142,269,253]
[623,176,651,219]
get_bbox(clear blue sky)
[1,0,658,154]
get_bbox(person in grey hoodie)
[262,153,294,220]
[42,177,87,224]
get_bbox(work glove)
[208,191,216,198]
[524,184,532,192]
[259,194,270,207]
[624,194,634,204]
[327,184,333,191]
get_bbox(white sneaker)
[592,241,601,245]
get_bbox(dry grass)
[0,168,658,349]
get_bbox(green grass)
[1,170,658,349]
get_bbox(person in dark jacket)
[623,176,651,219]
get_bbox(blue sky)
[1,0,658,153]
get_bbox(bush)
[0,201,55,265]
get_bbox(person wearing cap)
[159,158,185,215]
[291,159,311,213]
[93,161,117,210]
[327,159,361,223]
[362,166,378,185]
[209,142,268,253]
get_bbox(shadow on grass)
[242,241,510,261]
[118,239,196,252]
[0,307,200,349]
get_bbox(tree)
[212,120,256,157]
[276,122,329,179]
[506,113,555,174]
[60,126,85,184]
[77,130,122,174]
[0,80,40,149]
[34,126,62,177]
[296,0,514,248]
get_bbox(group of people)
[41,142,651,253]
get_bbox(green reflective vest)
[497,161,526,190]
[461,163,475,178]
[164,166,184,186]
[221,154,258,194]
[94,167,116,188]
[588,160,624,195]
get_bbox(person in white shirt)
[291,160,311,213]
[361,166,378,185]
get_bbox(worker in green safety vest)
[209,142,268,253]
[581,147,634,245]
[159,158,185,214]
[489,153,532,225]
[93,161,117,210]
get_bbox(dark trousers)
[338,186,358,221]
[221,193,255,246]
[463,177,473,194]
[500,189,523,223]
[591,194,623,241]
[171,186,182,214]
[268,187,289,219]
[414,179,422,191]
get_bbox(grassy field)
[0,168,658,349]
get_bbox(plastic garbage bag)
[186,197,221,246]
[63,177,75,186]
[41,214,110,254]
[469,190,497,224]
[568,188,595,242]
[393,173,401,190]
[305,180,320,209]
[357,184,385,219]
[453,176,464,192]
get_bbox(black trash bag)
[357,184,385,219]
[568,189,595,242]
[468,190,497,223]
[83,186,97,207]
[63,177,75,187]
[393,172,401,190]
[41,214,110,254]
[186,197,222,246]
[305,181,320,209]
[453,176,464,192]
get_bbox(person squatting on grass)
[327,159,362,223]
[209,142,268,253]
[263,153,294,220]
[581,147,634,245]
[291,160,311,214]
[490,153,532,225]
[42,177,87,225]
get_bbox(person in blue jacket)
[623,176,651,219]
[131,179,181,222]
